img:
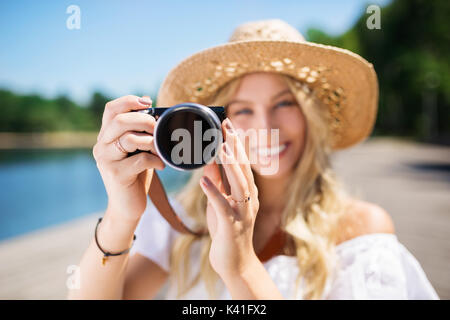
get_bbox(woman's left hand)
[200,118,260,281]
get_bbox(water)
[0,149,192,242]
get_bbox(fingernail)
[138,96,152,106]
[224,118,234,133]
[201,176,211,187]
[223,143,232,156]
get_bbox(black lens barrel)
[128,103,225,170]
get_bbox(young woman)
[68,19,438,300]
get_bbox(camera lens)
[154,103,223,170]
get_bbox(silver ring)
[114,137,127,154]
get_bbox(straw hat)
[157,19,378,150]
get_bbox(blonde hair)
[169,72,350,299]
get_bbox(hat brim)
[157,40,378,150]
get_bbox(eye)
[232,108,253,116]
[275,100,297,108]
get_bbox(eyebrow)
[227,89,292,106]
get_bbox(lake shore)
[0,132,427,150]
[0,137,449,299]
[0,132,98,149]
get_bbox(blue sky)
[0,0,390,105]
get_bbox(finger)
[219,141,249,205]
[199,176,236,221]
[112,151,165,183]
[98,95,152,142]
[103,95,152,129]
[104,132,158,161]
[101,112,156,144]
[203,161,226,194]
[222,118,256,197]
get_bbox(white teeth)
[255,144,287,157]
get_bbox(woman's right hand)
[92,95,165,224]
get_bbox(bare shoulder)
[336,198,395,245]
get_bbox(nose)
[252,108,280,147]
[253,108,274,131]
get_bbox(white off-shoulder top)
[130,199,439,300]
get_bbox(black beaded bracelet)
[95,217,136,266]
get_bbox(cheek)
[280,108,306,141]
[280,110,307,169]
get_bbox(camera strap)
[148,170,207,237]
[147,170,291,262]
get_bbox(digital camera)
[129,103,226,171]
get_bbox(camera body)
[130,103,226,171]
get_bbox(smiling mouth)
[253,142,289,157]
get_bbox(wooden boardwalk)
[331,138,450,299]
[0,137,448,299]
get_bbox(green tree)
[307,0,450,143]
[88,91,110,129]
